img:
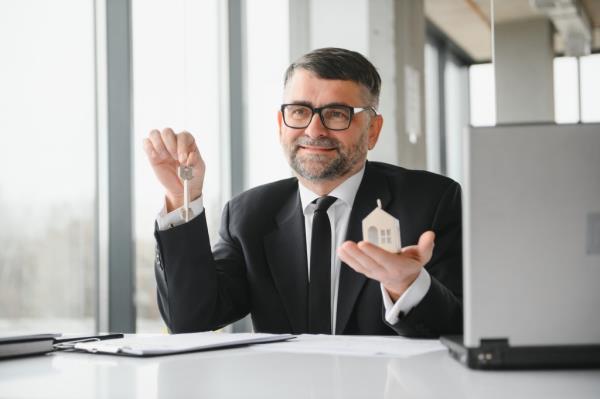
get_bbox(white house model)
[362,199,402,253]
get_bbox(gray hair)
[283,47,381,108]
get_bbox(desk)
[1,335,599,399]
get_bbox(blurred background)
[0,0,598,334]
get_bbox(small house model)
[362,199,402,253]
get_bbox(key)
[177,165,194,222]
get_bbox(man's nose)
[304,112,329,138]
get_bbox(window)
[0,0,96,333]
[554,54,600,124]
[579,54,600,123]
[425,30,473,183]
[425,41,442,174]
[554,57,579,124]
[379,229,392,244]
[444,55,469,183]
[469,63,496,127]
[244,0,291,190]
[132,0,226,332]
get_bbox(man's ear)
[367,114,383,150]
[277,111,283,139]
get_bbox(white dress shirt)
[157,166,431,332]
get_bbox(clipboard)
[72,332,296,357]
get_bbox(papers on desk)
[73,332,295,357]
[252,334,446,358]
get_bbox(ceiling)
[425,0,600,62]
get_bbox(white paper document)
[251,334,445,358]
[74,332,295,357]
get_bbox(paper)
[251,334,445,358]
[74,332,295,356]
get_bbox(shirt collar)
[298,164,366,214]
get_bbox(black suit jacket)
[154,161,462,337]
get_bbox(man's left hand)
[337,231,435,302]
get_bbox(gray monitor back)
[463,123,600,347]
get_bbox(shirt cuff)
[156,195,205,231]
[380,268,431,325]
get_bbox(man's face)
[277,69,382,184]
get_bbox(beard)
[284,130,368,181]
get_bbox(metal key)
[177,165,194,222]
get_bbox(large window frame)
[95,0,134,333]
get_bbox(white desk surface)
[1,334,599,399]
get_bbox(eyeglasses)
[280,103,376,131]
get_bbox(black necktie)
[309,196,337,334]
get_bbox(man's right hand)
[143,128,205,212]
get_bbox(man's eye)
[291,108,309,118]
[324,109,350,120]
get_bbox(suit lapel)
[336,162,392,334]
[264,187,309,333]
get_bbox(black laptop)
[441,124,600,369]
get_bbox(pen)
[53,333,124,344]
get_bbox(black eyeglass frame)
[280,103,377,131]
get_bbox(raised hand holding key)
[143,128,205,214]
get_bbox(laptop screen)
[463,123,600,347]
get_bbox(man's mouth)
[298,145,336,153]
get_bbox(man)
[144,48,462,337]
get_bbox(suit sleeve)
[154,202,251,333]
[385,181,463,337]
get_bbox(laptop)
[441,123,600,369]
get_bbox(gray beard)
[287,134,367,181]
